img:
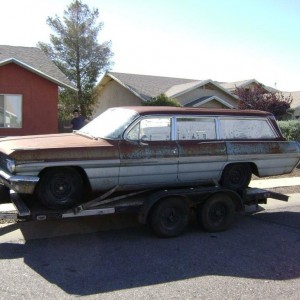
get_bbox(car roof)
[117,106,274,117]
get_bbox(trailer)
[0,184,289,237]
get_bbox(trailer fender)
[190,189,243,213]
[214,190,244,212]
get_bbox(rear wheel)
[149,198,189,238]
[220,163,252,190]
[35,167,84,210]
[198,193,235,232]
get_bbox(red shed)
[0,45,76,136]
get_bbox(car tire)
[199,193,235,232]
[35,167,84,210]
[149,197,189,238]
[220,163,252,190]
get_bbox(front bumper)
[0,169,39,194]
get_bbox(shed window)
[0,94,22,128]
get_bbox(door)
[176,117,227,184]
[118,116,178,189]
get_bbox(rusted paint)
[0,134,120,163]
[119,141,178,160]
[226,141,300,155]
[177,141,227,157]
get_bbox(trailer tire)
[220,163,252,190]
[149,197,189,238]
[36,167,83,210]
[199,194,235,232]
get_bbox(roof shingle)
[0,45,75,90]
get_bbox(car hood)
[0,133,119,162]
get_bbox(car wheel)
[220,163,252,190]
[149,197,189,238]
[199,194,235,232]
[35,167,84,210]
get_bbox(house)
[0,45,76,136]
[93,72,239,117]
[94,72,299,120]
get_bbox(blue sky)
[1,0,300,91]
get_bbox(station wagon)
[0,106,299,209]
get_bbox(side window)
[176,117,216,140]
[0,94,22,128]
[127,117,172,141]
[219,118,277,139]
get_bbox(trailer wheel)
[35,167,84,210]
[220,163,252,190]
[149,198,189,238]
[199,194,235,232]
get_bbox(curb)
[250,177,300,189]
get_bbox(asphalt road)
[0,194,300,299]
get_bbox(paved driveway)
[0,194,300,299]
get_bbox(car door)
[176,116,227,184]
[118,116,179,189]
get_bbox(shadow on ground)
[0,209,300,296]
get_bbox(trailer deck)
[0,185,289,237]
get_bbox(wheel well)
[222,162,258,177]
[37,166,91,194]
[249,162,259,177]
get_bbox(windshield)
[77,108,139,140]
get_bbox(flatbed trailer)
[0,185,289,237]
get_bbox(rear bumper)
[0,169,39,194]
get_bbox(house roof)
[105,72,238,103]
[0,45,76,91]
[108,72,199,101]
[217,79,279,93]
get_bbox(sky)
[1,0,300,91]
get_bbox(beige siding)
[177,83,238,108]
[200,99,228,108]
[92,80,142,118]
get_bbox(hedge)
[278,120,300,141]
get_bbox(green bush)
[143,93,181,107]
[278,120,300,141]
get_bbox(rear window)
[219,118,277,139]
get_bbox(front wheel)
[149,198,190,238]
[35,167,84,210]
[198,194,235,232]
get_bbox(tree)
[143,93,181,107]
[234,85,292,119]
[38,0,113,118]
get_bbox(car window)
[219,118,277,139]
[127,117,172,141]
[78,108,138,140]
[176,117,216,140]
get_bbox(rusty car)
[0,106,299,210]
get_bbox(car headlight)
[6,159,16,173]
